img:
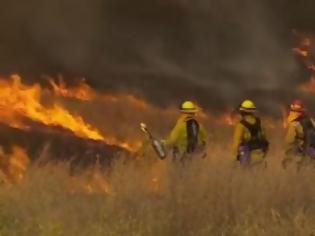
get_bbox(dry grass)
[0,140,315,236]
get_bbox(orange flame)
[0,145,29,184]
[0,75,141,152]
[48,77,250,128]
[49,76,95,101]
[294,34,315,94]
[220,112,235,126]
[48,77,290,132]
[49,76,148,109]
[0,75,104,141]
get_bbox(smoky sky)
[0,0,314,113]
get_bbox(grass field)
[0,137,315,236]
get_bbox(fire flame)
[0,75,141,152]
[293,33,315,94]
[0,145,29,184]
[49,76,149,110]
[0,75,104,141]
[48,77,275,128]
[48,76,294,135]
[49,76,95,101]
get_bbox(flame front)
[0,75,104,141]
[47,77,266,128]
[49,76,149,110]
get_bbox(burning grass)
[0,72,313,235]
[0,141,314,236]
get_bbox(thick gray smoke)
[0,0,312,113]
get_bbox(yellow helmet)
[239,99,256,113]
[180,101,198,114]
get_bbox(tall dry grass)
[0,138,315,236]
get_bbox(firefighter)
[162,101,207,162]
[232,100,269,166]
[283,100,315,169]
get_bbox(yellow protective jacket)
[163,114,207,155]
[232,115,267,162]
[285,112,315,155]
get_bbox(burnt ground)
[0,120,130,173]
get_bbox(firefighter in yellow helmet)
[283,100,315,169]
[162,101,207,162]
[232,100,269,166]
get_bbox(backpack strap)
[240,117,261,139]
[240,117,268,151]
[296,116,315,148]
[186,118,200,153]
[296,116,314,133]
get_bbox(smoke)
[0,0,310,113]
